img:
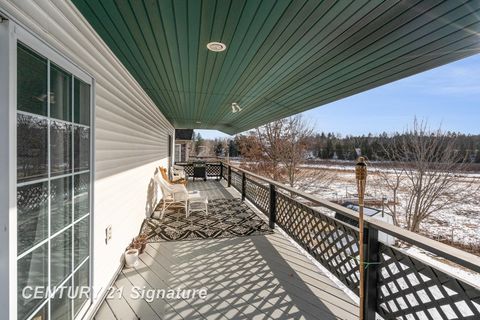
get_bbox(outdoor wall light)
[231,102,242,113]
[206,42,227,52]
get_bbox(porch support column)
[269,184,276,229]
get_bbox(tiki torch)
[355,156,367,320]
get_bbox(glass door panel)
[50,64,72,121]
[17,43,47,116]
[16,42,92,320]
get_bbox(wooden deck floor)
[95,180,359,320]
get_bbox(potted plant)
[124,248,139,268]
[136,233,148,254]
[124,234,148,268]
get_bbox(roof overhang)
[73,0,480,134]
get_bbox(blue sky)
[197,54,480,139]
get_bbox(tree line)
[305,131,480,162]
[206,130,480,163]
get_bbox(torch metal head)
[355,156,367,182]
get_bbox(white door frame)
[0,16,18,320]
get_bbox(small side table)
[186,191,208,217]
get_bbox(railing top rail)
[223,162,480,274]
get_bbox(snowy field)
[301,162,480,249]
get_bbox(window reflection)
[17,243,48,320]
[50,64,72,121]
[74,78,90,126]
[51,279,73,320]
[74,126,90,172]
[17,181,49,255]
[17,44,47,116]
[74,262,89,316]
[74,218,89,267]
[50,120,72,176]
[17,114,48,183]
[74,173,90,220]
[51,228,72,288]
[29,304,48,320]
[51,177,73,234]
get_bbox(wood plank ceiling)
[73,0,480,134]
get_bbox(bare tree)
[378,120,479,232]
[374,166,404,226]
[238,115,334,193]
[280,116,312,187]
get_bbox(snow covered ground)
[300,163,480,249]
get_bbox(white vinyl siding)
[0,1,174,318]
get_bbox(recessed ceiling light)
[207,42,227,52]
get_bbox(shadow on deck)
[95,180,359,320]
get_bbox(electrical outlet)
[105,225,112,244]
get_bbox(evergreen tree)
[194,132,204,155]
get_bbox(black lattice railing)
[219,163,480,320]
[221,164,228,180]
[377,244,480,320]
[175,163,222,179]
[177,164,194,176]
[244,177,269,215]
[206,163,221,178]
[275,192,361,294]
[230,170,242,192]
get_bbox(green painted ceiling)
[73,0,480,134]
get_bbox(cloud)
[394,56,480,95]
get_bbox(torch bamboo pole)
[355,157,367,320]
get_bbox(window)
[16,43,92,320]
[175,144,181,163]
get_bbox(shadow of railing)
[137,236,358,319]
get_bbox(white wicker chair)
[155,173,207,219]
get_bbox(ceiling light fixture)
[231,102,242,113]
[196,121,202,124]
[207,42,227,52]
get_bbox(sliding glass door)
[16,43,92,320]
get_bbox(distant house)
[175,129,194,163]
[336,202,395,245]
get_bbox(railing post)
[241,172,246,201]
[220,163,223,180]
[364,225,379,320]
[269,184,276,229]
[227,165,231,187]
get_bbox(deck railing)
[175,162,223,180]
[219,162,480,320]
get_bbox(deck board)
[122,262,190,320]
[96,180,359,320]
[94,301,117,320]
[103,284,138,320]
